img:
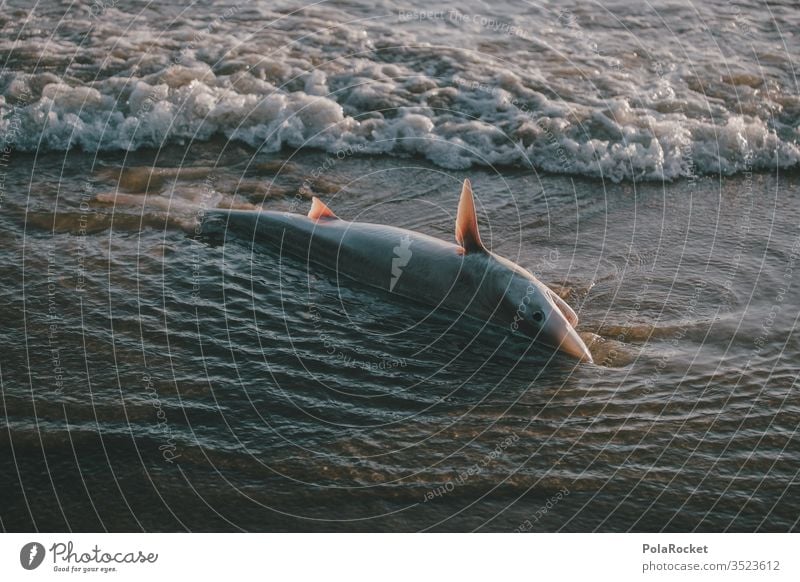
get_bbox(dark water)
[1,0,799,532]
[1,145,798,531]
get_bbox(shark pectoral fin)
[548,288,579,328]
[455,179,486,253]
[308,197,338,221]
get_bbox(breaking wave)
[1,0,798,181]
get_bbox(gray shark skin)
[206,180,593,363]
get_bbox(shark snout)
[541,312,594,364]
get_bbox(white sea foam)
[1,0,797,181]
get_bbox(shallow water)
[1,0,799,532]
[1,144,798,531]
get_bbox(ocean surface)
[1,0,799,531]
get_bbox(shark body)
[207,180,593,363]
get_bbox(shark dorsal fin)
[455,179,485,253]
[308,197,338,221]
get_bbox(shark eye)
[532,311,544,323]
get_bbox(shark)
[207,179,593,363]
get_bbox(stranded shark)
[208,179,593,363]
